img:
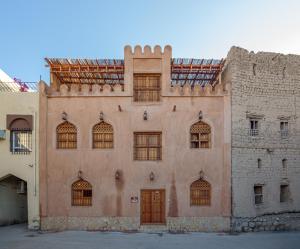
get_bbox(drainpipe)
[34,110,37,196]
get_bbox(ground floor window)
[254,185,263,205]
[72,179,92,206]
[190,179,211,206]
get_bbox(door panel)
[141,189,165,224]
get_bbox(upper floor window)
[92,121,113,149]
[134,132,162,160]
[190,179,211,206]
[190,121,211,148]
[249,119,259,136]
[71,179,92,206]
[254,185,263,205]
[133,74,161,102]
[280,121,288,138]
[7,115,33,154]
[10,130,32,154]
[56,121,77,149]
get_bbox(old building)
[39,45,232,231]
[225,47,300,231]
[0,71,40,229]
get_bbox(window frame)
[133,132,162,161]
[56,121,77,149]
[280,121,289,138]
[10,129,32,154]
[133,74,161,102]
[254,185,263,205]
[190,121,211,149]
[71,179,92,206]
[249,119,259,136]
[92,121,114,149]
[190,179,211,206]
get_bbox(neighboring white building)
[0,69,40,229]
[224,47,300,232]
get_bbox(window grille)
[10,130,32,154]
[254,185,263,204]
[280,121,288,138]
[250,120,259,136]
[56,121,77,149]
[72,179,92,206]
[133,74,161,102]
[134,132,162,160]
[190,121,211,148]
[190,179,211,206]
[280,184,289,203]
[92,121,113,149]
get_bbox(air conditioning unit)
[16,181,27,194]
[0,130,6,140]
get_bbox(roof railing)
[0,82,39,92]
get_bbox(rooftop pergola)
[171,58,225,87]
[45,58,125,85]
[45,57,224,86]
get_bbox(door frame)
[140,189,166,225]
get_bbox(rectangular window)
[280,185,289,203]
[254,185,263,205]
[10,130,32,154]
[280,121,288,138]
[134,132,162,160]
[133,74,161,102]
[250,119,259,136]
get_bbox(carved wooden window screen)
[190,121,211,148]
[190,179,211,206]
[134,132,162,160]
[92,122,113,149]
[56,121,77,149]
[133,74,161,102]
[72,179,92,206]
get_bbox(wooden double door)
[141,189,165,224]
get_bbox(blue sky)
[1,0,300,82]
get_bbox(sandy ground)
[0,224,300,249]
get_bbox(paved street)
[0,224,299,249]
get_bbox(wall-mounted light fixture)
[118,105,122,112]
[62,111,67,121]
[149,172,155,181]
[143,111,148,121]
[115,170,122,180]
[99,111,104,121]
[199,170,204,180]
[198,110,203,120]
[173,105,176,112]
[78,170,83,179]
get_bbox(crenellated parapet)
[47,83,127,97]
[166,81,230,97]
[124,45,172,58]
[124,45,172,95]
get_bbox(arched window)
[92,121,113,149]
[56,121,77,149]
[71,179,92,206]
[190,179,211,206]
[190,121,211,148]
